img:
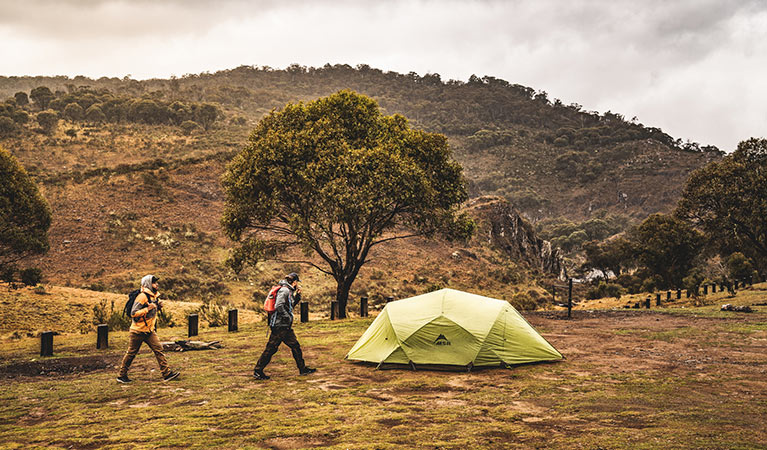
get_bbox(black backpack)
[124,289,141,319]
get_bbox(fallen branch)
[161,340,223,352]
[720,304,753,313]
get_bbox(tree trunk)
[335,278,353,319]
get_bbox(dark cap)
[151,276,160,283]
[287,272,300,282]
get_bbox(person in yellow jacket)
[117,275,180,383]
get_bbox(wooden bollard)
[656,293,661,306]
[676,289,681,299]
[666,291,672,301]
[40,331,54,357]
[703,284,708,295]
[96,324,108,349]
[228,309,238,332]
[360,297,368,317]
[300,302,309,323]
[330,301,339,320]
[645,297,651,309]
[686,289,691,298]
[188,314,199,337]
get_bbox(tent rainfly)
[346,289,563,370]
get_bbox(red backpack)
[264,285,281,313]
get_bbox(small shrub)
[510,292,538,311]
[180,120,201,135]
[33,285,47,295]
[157,306,176,328]
[615,273,642,294]
[20,267,43,286]
[586,282,625,300]
[197,299,228,327]
[92,299,131,331]
[1,264,17,288]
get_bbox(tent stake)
[409,361,417,371]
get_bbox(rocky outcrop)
[467,196,566,279]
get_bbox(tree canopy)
[630,214,704,288]
[0,145,52,267]
[676,137,767,272]
[222,90,473,316]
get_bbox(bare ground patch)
[0,354,119,379]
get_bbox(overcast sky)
[1,0,765,151]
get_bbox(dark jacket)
[269,280,301,328]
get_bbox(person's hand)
[148,303,157,311]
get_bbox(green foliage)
[20,267,42,286]
[630,214,704,288]
[36,110,58,134]
[195,103,220,130]
[586,282,625,299]
[615,273,642,294]
[537,213,631,254]
[510,291,538,310]
[677,138,767,271]
[222,90,472,316]
[0,116,15,136]
[582,236,634,278]
[84,104,106,123]
[196,299,228,327]
[726,252,754,282]
[180,120,201,135]
[63,102,84,121]
[0,263,16,285]
[13,92,28,106]
[29,86,54,109]
[0,146,52,266]
[682,270,705,296]
[640,274,664,293]
[92,299,131,331]
[157,306,176,328]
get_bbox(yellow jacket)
[130,287,160,333]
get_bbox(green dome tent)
[346,289,563,370]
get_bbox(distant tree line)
[0,85,222,137]
[0,65,721,154]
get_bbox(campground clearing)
[1,285,766,449]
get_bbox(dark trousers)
[255,327,305,371]
[119,331,170,377]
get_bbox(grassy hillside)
[1,284,766,449]
[0,65,726,302]
[1,65,722,222]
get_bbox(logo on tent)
[434,334,451,346]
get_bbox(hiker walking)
[117,275,180,383]
[253,272,316,380]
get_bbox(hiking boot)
[253,368,270,380]
[163,370,180,382]
[299,367,316,376]
[116,375,132,383]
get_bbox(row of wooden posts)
[629,276,759,310]
[39,295,389,357]
[551,275,763,318]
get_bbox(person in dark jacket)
[253,272,316,380]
